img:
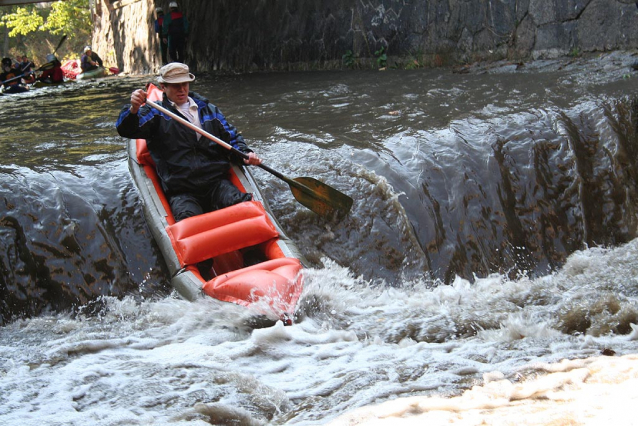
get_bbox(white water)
[2,238,638,425]
[3,51,638,425]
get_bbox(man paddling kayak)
[116,62,262,222]
[38,54,64,84]
[80,46,103,72]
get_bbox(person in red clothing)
[38,54,64,83]
[162,1,189,63]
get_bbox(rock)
[91,0,638,75]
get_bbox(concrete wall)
[94,0,638,75]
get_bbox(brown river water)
[1,51,638,425]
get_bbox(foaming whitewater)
[2,53,638,424]
[2,238,638,425]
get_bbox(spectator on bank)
[154,7,168,65]
[162,1,189,63]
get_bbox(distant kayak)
[0,84,29,94]
[30,79,73,88]
[76,66,107,80]
[62,60,120,80]
[61,59,81,79]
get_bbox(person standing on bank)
[154,7,168,65]
[115,62,262,222]
[162,1,189,63]
[81,46,103,72]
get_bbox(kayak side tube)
[127,139,201,296]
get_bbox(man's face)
[162,82,190,105]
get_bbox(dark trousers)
[169,179,252,222]
[168,36,186,63]
[160,40,168,64]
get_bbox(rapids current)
[1,51,638,425]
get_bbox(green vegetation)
[404,50,427,69]
[404,58,422,70]
[374,46,387,69]
[0,0,91,63]
[342,50,355,69]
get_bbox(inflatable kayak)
[61,60,81,79]
[76,66,106,80]
[127,83,305,323]
[0,84,29,94]
[30,79,73,88]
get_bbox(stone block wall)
[94,0,638,75]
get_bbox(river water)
[1,51,638,425]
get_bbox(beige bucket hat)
[157,63,195,84]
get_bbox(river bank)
[118,49,638,77]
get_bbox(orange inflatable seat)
[165,201,279,267]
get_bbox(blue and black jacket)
[116,91,252,196]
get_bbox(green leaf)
[2,7,44,36]
[43,0,91,35]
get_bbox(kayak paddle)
[52,35,67,54]
[147,100,353,218]
[1,74,25,86]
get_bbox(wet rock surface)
[94,0,638,74]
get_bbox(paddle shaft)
[146,99,353,217]
[19,61,34,73]
[1,74,26,86]
[148,101,243,153]
[148,100,295,182]
[53,35,67,54]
